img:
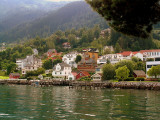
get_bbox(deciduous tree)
[115,66,130,81]
[85,0,160,38]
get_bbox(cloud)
[45,0,82,2]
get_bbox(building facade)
[52,63,72,79]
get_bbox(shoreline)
[1,79,160,90]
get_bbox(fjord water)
[0,86,160,120]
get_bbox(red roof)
[72,72,78,76]
[81,71,90,76]
[140,49,160,53]
[132,51,139,55]
[118,51,132,56]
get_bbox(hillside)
[0,0,69,21]
[0,1,108,43]
[0,0,69,33]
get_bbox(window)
[155,58,160,61]
[147,65,152,68]
[55,72,57,74]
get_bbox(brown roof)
[133,70,146,76]
[80,71,90,76]
[53,62,71,71]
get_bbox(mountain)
[0,1,108,43]
[0,0,69,21]
[0,0,70,32]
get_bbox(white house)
[132,52,144,61]
[97,54,123,64]
[16,55,42,75]
[52,63,72,79]
[91,73,102,82]
[62,52,81,68]
[146,60,160,78]
[68,72,78,80]
[140,49,160,61]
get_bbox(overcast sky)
[45,0,83,2]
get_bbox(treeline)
[102,57,146,81]
[0,46,33,75]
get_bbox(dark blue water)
[0,85,160,120]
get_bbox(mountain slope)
[0,0,70,33]
[0,0,69,21]
[0,1,108,43]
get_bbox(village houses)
[97,49,160,65]
[62,51,81,68]
[77,48,98,72]
[97,54,123,64]
[16,55,42,75]
[46,49,62,60]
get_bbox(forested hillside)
[0,1,108,43]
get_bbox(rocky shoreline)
[1,80,160,90]
[103,81,160,90]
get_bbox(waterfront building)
[9,73,20,79]
[52,63,72,79]
[146,59,160,78]
[133,70,146,78]
[76,71,90,80]
[91,73,102,82]
[68,72,78,80]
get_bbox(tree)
[75,55,82,63]
[43,59,52,70]
[115,66,130,81]
[26,68,45,77]
[131,57,142,62]
[53,59,62,66]
[85,0,160,38]
[115,60,135,76]
[147,65,160,78]
[6,63,17,75]
[146,58,154,61]
[135,62,146,72]
[102,64,115,80]
[115,43,122,53]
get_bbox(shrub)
[27,77,32,80]
[125,77,135,81]
[135,77,145,81]
[19,76,26,79]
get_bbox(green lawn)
[0,76,9,79]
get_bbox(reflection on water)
[0,85,160,120]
